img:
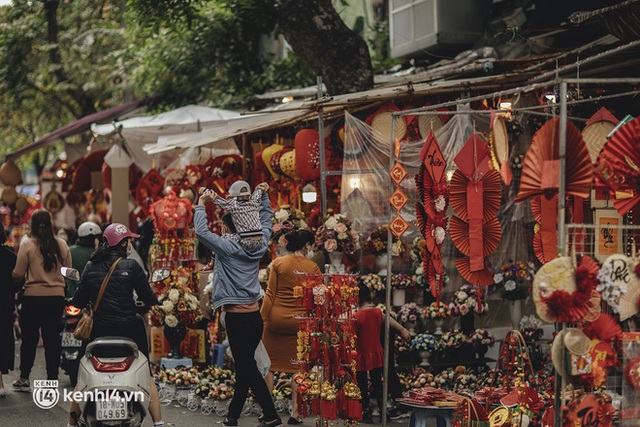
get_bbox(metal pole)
[382,115,396,427]
[554,80,568,427]
[317,76,328,216]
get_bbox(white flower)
[165,314,179,328]
[416,266,423,275]
[434,227,446,245]
[275,209,290,222]
[168,289,180,303]
[456,291,468,300]
[434,195,446,212]
[162,300,174,313]
[493,273,503,283]
[504,280,516,291]
[298,220,308,230]
[188,301,198,310]
[325,216,338,229]
[391,241,403,256]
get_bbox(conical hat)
[418,115,443,139]
[583,121,616,164]
[371,111,407,141]
[551,328,591,377]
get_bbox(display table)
[160,357,193,370]
[401,402,454,427]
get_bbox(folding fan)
[516,117,592,203]
[449,169,501,222]
[455,258,495,286]
[450,216,502,256]
[595,116,640,216]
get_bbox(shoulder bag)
[74,257,123,340]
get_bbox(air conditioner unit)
[389,0,490,58]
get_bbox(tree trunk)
[275,0,374,95]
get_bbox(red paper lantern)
[150,191,193,233]
[295,129,320,181]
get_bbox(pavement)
[0,343,417,427]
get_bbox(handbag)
[74,257,123,340]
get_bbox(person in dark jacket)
[68,223,164,427]
[0,222,17,397]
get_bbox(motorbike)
[61,302,83,386]
[60,266,171,427]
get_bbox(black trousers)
[357,367,383,413]
[225,311,277,421]
[19,296,65,380]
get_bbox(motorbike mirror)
[151,268,171,283]
[61,267,81,282]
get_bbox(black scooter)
[60,302,83,386]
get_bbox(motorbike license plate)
[61,332,83,347]
[96,399,128,421]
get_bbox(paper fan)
[450,216,501,256]
[490,115,509,171]
[619,272,640,321]
[455,258,495,286]
[532,230,547,264]
[584,313,622,341]
[516,117,592,203]
[596,116,640,215]
[450,169,501,221]
[583,108,617,164]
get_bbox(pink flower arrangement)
[271,205,308,247]
[314,214,360,255]
[398,302,426,324]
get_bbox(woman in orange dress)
[261,230,319,424]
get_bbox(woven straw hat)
[418,115,443,139]
[371,111,407,141]
[583,121,616,163]
[532,257,577,322]
[551,328,591,377]
[490,115,509,170]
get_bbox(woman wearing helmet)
[68,223,164,427]
[67,221,102,297]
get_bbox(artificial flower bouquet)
[439,330,469,350]
[391,272,414,289]
[364,225,405,257]
[448,283,489,316]
[425,301,451,320]
[271,205,309,248]
[314,213,360,255]
[398,302,426,324]
[409,236,426,266]
[394,335,411,353]
[519,315,544,342]
[150,280,203,328]
[492,260,535,301]
[469,328,496,350]
[411,333,440,352]
[359,273,385,292]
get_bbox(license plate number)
[96,399,128,421]
[61,332,83,347]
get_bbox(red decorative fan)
[595,116,640,216]
[455,258,494,286]
[516,117,592,203]
[450,217,501,256]
[449,170,501,222]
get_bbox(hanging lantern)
[15,197,30,214]
[262,143,285,181]
[0,161,22,186]
[279,150,297,178]
[1,187,18,205]
[295,129,320,181]
[271,147,293,177]
[150,191,193,232]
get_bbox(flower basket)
[491,260,535,301]
[364,225,405,257]
[314,214,360,256]
[398,303,425,326]
[449,284,488,317]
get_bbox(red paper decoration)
[150,191,193,234]
[295,129,321,181]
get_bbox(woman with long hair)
[261,229,321,424]
[11,209,72,389]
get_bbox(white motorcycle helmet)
[77,221,102,238]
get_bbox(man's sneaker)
[12,379,30,392]
[223,418,238,427]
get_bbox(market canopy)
[5,98,146,161]
[91,105,241,172]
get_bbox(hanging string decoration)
[415,130,449,300]
[449,133,502,286]
[516,117,592,264]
